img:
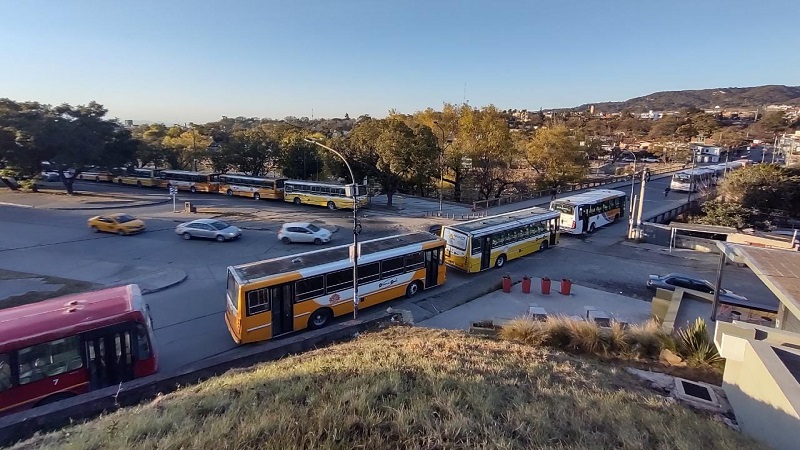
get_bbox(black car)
[646,273,747,302]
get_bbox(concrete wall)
[714,322,800,450]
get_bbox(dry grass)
[10,328,763,450]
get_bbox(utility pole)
[710,251,726,321]
[635,169,648,231]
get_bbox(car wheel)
[215,235,226,243]
[495,254,506,268]
[588,223,596,234]
[136,180,142,188]
[293,197,301,205]
[91,226,99,233]
[327,201,336,210]
[281,237,291,244]
[190,186,197,194]
[405,281,422,298]
[314,238,323,245]
[117,229,126,236]
[182,232,192,240]
[118,178,124,184]
[254,192,261,200]
[226,189,233,196]
[308,309,332,330]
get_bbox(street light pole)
[688,151,696,204]
[627,153,637,237]
[303,138,362,320]
[433,121,449,214]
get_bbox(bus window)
[0,354,11,391]
[326,268,353,292]
[295,276,325,301]
[381,257,405,279]
[18,336,82,385]
[246,288,270,316]
[358,262,380,284]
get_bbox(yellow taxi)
[87,213,146,235]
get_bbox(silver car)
[176,219,242,242]
[277,222,332,245]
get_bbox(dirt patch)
[0,269,100,310]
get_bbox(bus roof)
[230,232,443,283]
[284,180,356,187]
[446,207,560,235]
[220,174,287,181]
[160,170,218,175]
[550,189,626,207]
[0,285,142,353]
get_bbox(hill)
[574,85,800,113]
[9,327,762,450]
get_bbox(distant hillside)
[575,85,800,113]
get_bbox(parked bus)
[75,167,114,182]
[114,168,163,188]
[159,170,220,193]
[440,207,560,273]
[550,189,626,235]
[218,174,288,200]
[0,285,157,417]
[283,180,367,210]
[670,167,715,192]
[225,232,446,344]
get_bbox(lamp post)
[688,150,697,204]
[433,121,452,214]
[303,138,362,320]
[628,152,637,234]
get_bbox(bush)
[676,318,723,366]
[498,318,547,346]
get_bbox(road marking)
[0,202,35,208]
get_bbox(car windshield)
[210,221,231,230]
[117,214,136,223]
[306,224,321,232]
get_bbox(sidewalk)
[418,276,652,330]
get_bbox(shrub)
[498,317,547,345]
[676,318,723,366]
[542,316,572,348]
[567,319,603,354]
[624,320,670,359]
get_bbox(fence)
[471,163,684,212]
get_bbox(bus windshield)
[443,229,468,250]
[674,173,691,181]
[550,202,575,215]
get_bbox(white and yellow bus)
[218,174,288,200]
[114,168,163,187]
[283,180,367,210]
[441,207,560,273]
[225,232,446,344]
[76,169,114,182]
[550,189,626,235]
[159,170,220,193]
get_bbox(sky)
[2,0,798,124]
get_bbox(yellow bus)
[225,232,447,344]
[159,170,220,193]
[283,180,368,210]
[218,174,288,200]
[441,206,560,273]
[114,168,163,187]
[76,169,114,182]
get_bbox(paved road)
[0,149,770,372]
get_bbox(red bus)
[0,284,157,416]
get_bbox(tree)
[647,116,681,140]
[719,164,800,213]
[690,199,752,229]
[754,111,787,136]
[162,125,212,170]
[523,125,589,189]
[688,113,719,137]
[279,136,322,180]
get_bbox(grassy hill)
[574,84,800,113]
[10,328,764,450]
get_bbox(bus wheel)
[254,192,261,200]
[190,186,197,194]
[136,181,142,188]
[95,176,100,182]
[588,223,596,234]
[35,392,76,407]
[327,201,336,210]
[226,189,233,196]
[308,308,332,329]
[613,214,619,222]
[405,281,422,298]
[495,254,506,268]
[293,197,301,205]
[540,241,549,251]
[118,178,123,184]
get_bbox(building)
[779,131,800,166]
[692,144,726,163]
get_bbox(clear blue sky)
[2,0,797,124]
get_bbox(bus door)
[580,207,590,233]
[271,284,294,336]
[84,327,135,389]
[425,247,441,288]
[480,236,493,271]
[549,219,558,245]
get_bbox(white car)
[642,157,660,163]
[278,222,332,245]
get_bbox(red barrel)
[560,278,572,295]
[502,275,512,293]
[541,277,551,295]
[522,277,531,294]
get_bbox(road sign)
[170,186,178,212]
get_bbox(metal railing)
[471,163,684,212]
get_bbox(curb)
[51,199,172,211]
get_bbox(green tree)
[279,136,322,180]
[688,113,719,137]
[719,164,800,213]
[523,125,589,189]
[162,125,212,170]
[458,105,516,199]
[690,199,753,229]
